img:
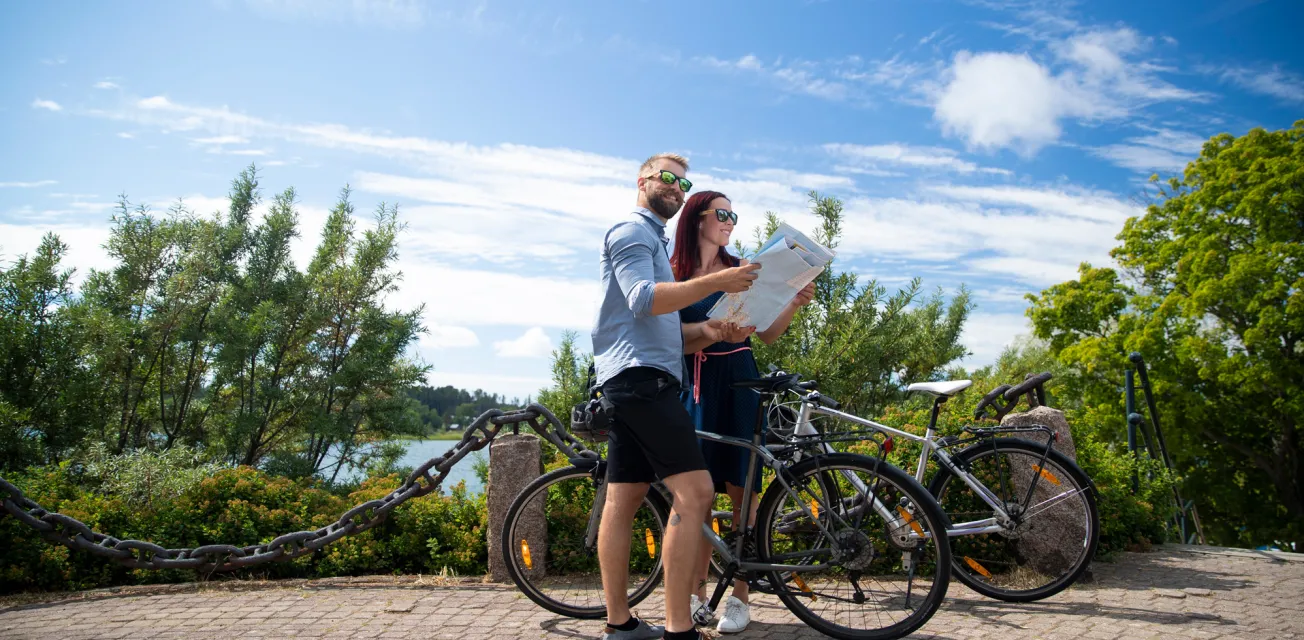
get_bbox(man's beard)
[647,190,681,219]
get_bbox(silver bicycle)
[771,373,1100,602]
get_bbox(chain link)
[0,403,595,574]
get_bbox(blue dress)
[680,291,763,493]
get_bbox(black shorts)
[601,366,708,484]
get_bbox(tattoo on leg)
[670,514,681,526]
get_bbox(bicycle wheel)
[501,465,669,619]
[756,453,951,640]
[927,437,1099,602]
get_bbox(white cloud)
[420,324,480,349]
[0,223,114,287]
[837,184,1137,286]
[934,52,1082,153]
[192,135,250,145]
[744,168,855,191]
[0,180,57,188]
[31,99,62,112]
[697,53,932,102]
[93,81,119,90]
[1091,128,1206,173]
[824,143,1011,175]
[959,312,1031,367]
[60,90,841,343]
[1206,64,1304,104]
[699,54,850,101]
[117,132,135,139]
[933,28,1205,153]
[188,134,270,156]
[927,184,1136,223]
[835,54,932,91]
[493,327,554,358]
[403,264,596,328]
[733,54,763,71]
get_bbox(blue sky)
[2,0,1302,401]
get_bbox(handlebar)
[789,375,839,409]
[1003,372,1052,401]
[738,371,839,409]
[973,372,1053,421]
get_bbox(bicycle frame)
[579,409,919,585]
[785,397,1034,539]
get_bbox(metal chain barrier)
[0,403,595,574]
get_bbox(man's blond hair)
[638,152,689,179]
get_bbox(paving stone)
[1,545,1302,639]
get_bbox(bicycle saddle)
[906,380,973,398]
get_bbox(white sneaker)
[716,596,750,634]
[690,594,714,626]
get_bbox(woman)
[670,190,815,634]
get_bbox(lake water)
[334,439,486,495]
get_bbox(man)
[593,152,760,640]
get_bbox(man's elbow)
[626,283,655,318]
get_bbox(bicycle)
[772,373,1100,602]
[501,372,953,640]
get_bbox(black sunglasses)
[701,208,737,224]
[647,169,692,192]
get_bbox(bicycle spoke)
[933,440,1099,602]
[504,467,667,619]
[759,455,950,639]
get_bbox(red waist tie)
[692,346,753,403]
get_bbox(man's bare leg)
[661,469,714,634]
[599,481,651,625]
[694,507,714,601]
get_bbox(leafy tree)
[0,234,90,470]
[1027,122,1304,547]
[536,330,591,423]
[0,165,430,479]
[746,192,973,415]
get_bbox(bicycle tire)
[501,465,670,619]
[927,437,1099,602]
[756,453,952,640]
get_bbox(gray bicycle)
[501,372,953,640]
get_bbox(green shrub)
[0,460,490,594]
[1070,413,1178,555]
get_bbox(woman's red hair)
[671,190,738,282]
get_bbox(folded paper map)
[708,222,835,331]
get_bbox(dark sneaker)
[601,618,664,640]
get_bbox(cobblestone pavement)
[1,545,1300,639]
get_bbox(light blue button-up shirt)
[592,208,686,386]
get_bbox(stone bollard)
[1000,405,1077,461]
[999,405,1087,579]
[486,433,544,583]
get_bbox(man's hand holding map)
[707,222,835,331]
